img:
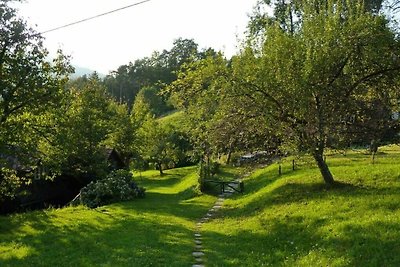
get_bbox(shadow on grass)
[214,167,240,182]
[203,216,400,266]
[205,160,400,265]
[232,178,400,217]
[0,166,210,266]
[113,191,209,221]
[0,207,194,266]
[140,176,181,190]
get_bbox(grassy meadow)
[1,146,400,266]
[0,166,216,266]
[201,145,400,266]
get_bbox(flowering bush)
[80,170,145,208]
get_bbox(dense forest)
[1,0,400,213]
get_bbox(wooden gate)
[204,180,244,194]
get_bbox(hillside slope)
[0,167,215,266]
[1,147,400,266]
[201,146,400,266]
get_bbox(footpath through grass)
[201,145,400,266]
[2,147,400,266]
[0,166,216,266]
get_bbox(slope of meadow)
[0,167,215,267]
[1,146,400,266]
[201,146,400,266]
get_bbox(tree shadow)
[112,191,210,221]
[202,163,400,265]
[0,205,195,266]
[141,176,181,190]
[0,166,210,266]
[237,181,399,216]
[203,215,400,266]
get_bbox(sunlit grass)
[2,146,400,266]
[201,145,400,266]
[0,166,215,266]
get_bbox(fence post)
[278,164,282,176]
[292,159,295,171]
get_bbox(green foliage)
[0,2,72,126]
[131,86,173,118]
[79,170,145,208]
[40,75,134,179]
[137,116,182,174]
[104,38,211,109]
[0,1,72,199]
[0,168,25,201]
[197,160,221,192]
[210,161,221,176]
[169,0,400,187]
[0,167,215,266]
[234,0,400,183]
[168,54,230,158]
[197,161,208,192]
[168,51,280,168]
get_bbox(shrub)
[197,162,207,192]
[80,170,145,208]
[210,162,220,176]
[197,160,221,192]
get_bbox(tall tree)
[0,0,72,148]
[170,0,400,185]
[0,0,72,199]
[137,116,179,175]
[41,75,132,180]
[236,0,400,184]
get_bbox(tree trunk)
[206,155,210,179]
[370,139,378,164]
[158,162,164,176]
[313,152,335,185]
[226,150,232,165]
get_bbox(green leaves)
[40,75,133,179]
[238,0,400,183]
[170,0,400,184]
[0,1,73,199]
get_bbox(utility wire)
[40,0,151,35]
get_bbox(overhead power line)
[40,0,152,35]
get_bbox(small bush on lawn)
[80,170,145,208]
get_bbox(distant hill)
[70,66,106,79]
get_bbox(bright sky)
[15,0,258,74]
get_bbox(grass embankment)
[1,147,400,266]
[201,145,400,266]
[0,166,215,266]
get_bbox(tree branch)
[346,67,400,97]
[327,56,349,87]
[0,40,9,76]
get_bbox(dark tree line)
[103,38,216,113]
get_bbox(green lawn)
[0,166,216,267]
[201,145,400,266]
[1,146,400,266]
